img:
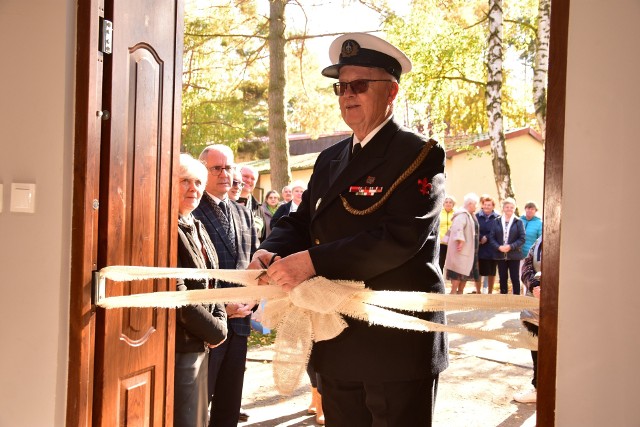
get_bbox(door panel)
[91,1,182,425]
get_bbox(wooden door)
[68,0,183,426]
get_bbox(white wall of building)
[556,1,640,424]
[0,0,638,425]
[0,0,74,425]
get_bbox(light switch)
[10,183,36,213]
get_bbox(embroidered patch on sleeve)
[418,178,432,195]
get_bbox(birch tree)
[486,0,516,202]
[532,0,550,142]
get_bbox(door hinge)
[91,269,105,311]
[99,17,113,54]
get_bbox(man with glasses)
[227,169,244,201]
[193,144,258,426]
[250,33,447,426]
[237,165,265,241]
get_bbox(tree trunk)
[533,0,551,143]
[486,0,515,204]
[268,0,292,192]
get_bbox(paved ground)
[238,309,537,427]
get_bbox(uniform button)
[314,239,320,245]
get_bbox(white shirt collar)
[207,191,228,205]
[353,115,393,149]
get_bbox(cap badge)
[341,39,360,58]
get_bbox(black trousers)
[319,374,439,427]
[174,351,209,427]
[438,243,448,273]
[207,332,248,427]
[497,259,521,294]
[524,321,539,388]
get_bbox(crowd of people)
[440,193,542,296]
[175,148,327,426]
[173,31,541,427]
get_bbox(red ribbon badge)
[418,178,432,195]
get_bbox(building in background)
[244,127,544,214]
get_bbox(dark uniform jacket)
[259,118,449,381]
[270,200,292,227]
[176,215,227,353]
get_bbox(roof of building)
[242,152,320,174]
[445,127,542,158]
[242,127,542,173]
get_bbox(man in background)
[193,144,258,426]
[238,165,264,241]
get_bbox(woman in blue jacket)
[489,198,526,294]
[520,201,543,258]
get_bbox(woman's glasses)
[332,79,393,96]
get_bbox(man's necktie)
[351,142,362,160]
[218,200,237,257]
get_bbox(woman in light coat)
[445,193,480,294]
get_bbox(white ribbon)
[97,266,539,395]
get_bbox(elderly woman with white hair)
[444,193,481,294]
[488,197,526,294]
[174,153,228,427]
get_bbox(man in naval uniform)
[250,33,448,427]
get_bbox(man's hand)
[532,287,541,299]
[208,337,226,349]
[249,250,281,284]
[226,303,253,318]
[266,250,316,292]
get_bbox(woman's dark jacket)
[488,215,526,261]
[476,210,500,260]
[176,214,227,353]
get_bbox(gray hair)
[179,153,208,184]
[241,165,258,179]
[290,180,308,191]
[463,192,480,207]
[199,144,234,164]
[502,197,517,208]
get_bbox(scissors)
[255,253,279,281]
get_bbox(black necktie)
[218,200,229,218]
[351,142,362,161]
[218,200,237,257]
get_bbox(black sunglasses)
[332,79,393,96]
[232,180,244,188]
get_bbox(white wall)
[557,1,640,424]
[0,0,638,425]
[0,0,74,425]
